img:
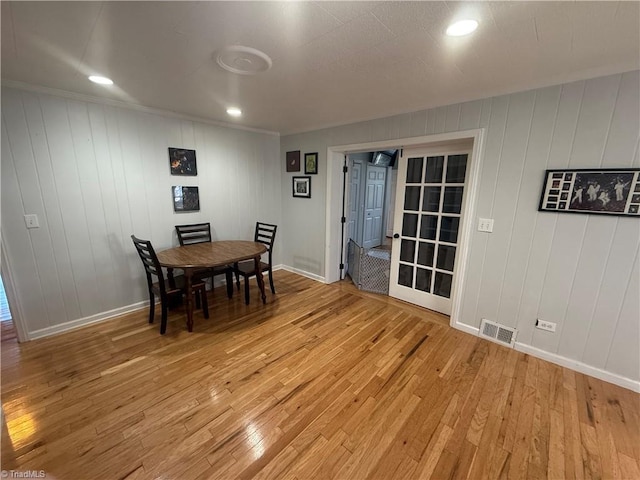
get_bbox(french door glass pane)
[425,156,444,183]
[400,239,416,263]
[402,213,418,237]
[419,215,438,240]
[434,272,452,298]
[399,264,413,287]
[436,245,456,271]
[407,158,423,183]
[422,187,441,212]
[415,268,432,292]
[404,186,421,211]
[442,187,463,214]
[417,242,435,267]
[439,216,459,243]
[446,154,467,183]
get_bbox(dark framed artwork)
[538,168,640,216]
[304,152,318,174]
[292,176,311,198]
[286,150,301,172]
[172,186,200,212]
[169,148,197,176]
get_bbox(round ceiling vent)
[215,46,272,75]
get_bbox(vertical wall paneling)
[2,87,280,336]
[509,86,562,344]
[1,109,50,331]
[444,103,461,132]
[582,216,640,370]
[603,71,640,167]
[280,71,640,385]
[458,96,509,327]
[477,91,535,326]
[604,250,640,381]
[22,93,76,324]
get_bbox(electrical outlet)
[478,218,494,233]
[24,214,39,229]
[536,319,556,332]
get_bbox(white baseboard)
[278,264,325,283]
[28,300,149,340]
[449,320,639,392]
[451,320,480,337]
[514,342,640,393]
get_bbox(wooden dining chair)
[234,222,277,305]
[175,223,234,299]
[131,235,209,334]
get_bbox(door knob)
[393,233,400,239]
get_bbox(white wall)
[1,87,281,338]
[280,70,640,386]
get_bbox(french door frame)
[325,129,486,329]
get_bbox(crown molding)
[1,79,280,137]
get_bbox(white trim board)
[27,300,150,340]
[453,321,639,393]
[279,265,325,284]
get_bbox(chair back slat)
[131,235,167,292]
[254,222,277,264]
[176,223,212,246]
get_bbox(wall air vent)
[479,319,517,347]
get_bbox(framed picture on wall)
[292,176,311,198]
[169,148,197,176]
[172,186,200,212]
[538,168,640,216]
[304,152,318,174]
[286,150,301,172]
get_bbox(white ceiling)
[2,1,639,135]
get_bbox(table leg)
[254,256,267,304]
[184,268,194,332]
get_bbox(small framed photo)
[172,186,200,212]
[539,168,640,216]
[169,148,197,176]
[292,176,311,198]
[304,152,318,174]
[286,150,301,172]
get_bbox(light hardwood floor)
[1,271,639,479]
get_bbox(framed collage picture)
[538,168,640,216]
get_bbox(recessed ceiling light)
[88,75,113,85]
[227,107,242,117]
[446,19,478,37]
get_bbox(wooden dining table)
[156,240,267,331]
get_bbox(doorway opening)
[0,275,18,343]
[325,129,485,327]
[345,150,398,294]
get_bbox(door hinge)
[343,165,348,173]
[400,148,403,156]
[341,216,346,223]
[339,263,345,270]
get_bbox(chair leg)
[201,286,209,319]
[268,269,276,294]
[160,302,168,334]
[234,263,241,291]
[225,270,234,299]
[244,277,250,305]
[195,290,201,309]
[148,291,155,323]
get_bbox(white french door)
[389,147,471,315]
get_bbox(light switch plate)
[24,214,39,229]
[478,218,494,233]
